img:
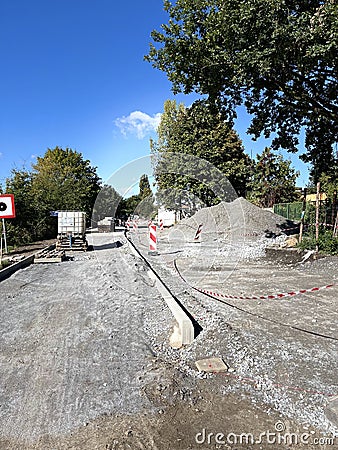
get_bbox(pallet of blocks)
[34,246,66,263]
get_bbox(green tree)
[247,148,299,208]
[139,174,152,200]
[119,175,156,219]
[119,195,140,219]
[151,99,252,209]
[4,148,101,244]
[31,147,101,219]
[5,169,37,245]
[92,184,122,224]
[137,174,156,218]
[319,162,338,228]
[146,0,338,180]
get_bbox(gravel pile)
[175,197,297,241]
[160,197,298,263]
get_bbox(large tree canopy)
[146,0,338,178]
[151,99,252,209]
[31,147,101,216]
[92,184,122,223]
[5,147,102,244]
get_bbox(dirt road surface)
[0,230,337,449]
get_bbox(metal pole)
[315,182,320,253]
[299,188,307,243]
[0,220,3,266]
[334,211,338,238]
[332,191,337,227]
[2,219,7,253]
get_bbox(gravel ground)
[1,227,338,449]
[129,220,338,445]
[0,232,174,448]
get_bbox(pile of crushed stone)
[174,197,298,241]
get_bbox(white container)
[58,211,86,235]
[157,207,176,227]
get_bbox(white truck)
[157,207,176,227]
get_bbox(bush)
[298,229,338,255]
[5,223,33,247]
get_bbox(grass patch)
[0,259,12,270]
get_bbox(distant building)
[305,193,327,202]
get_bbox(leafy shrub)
[298,229,338,255]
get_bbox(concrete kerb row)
[0,244,57,282]
[0,254,35,282]
[124,231,195,348]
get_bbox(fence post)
[332,191,337,227]
[316,182,320,253]
[299,188,307,243]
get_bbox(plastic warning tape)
[214,370,336,398]
[196,284,335,300]
[230,226,299,237]
[172,260,334,300]
[306,222,334,228]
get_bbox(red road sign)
[0,194,16,219]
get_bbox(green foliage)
[247,148,299,207]
[4,147,102,246]
[31,147,101,216]
[92,184,122,224]
[119,195,139,218]
[5,169,39,245]
[137,174,156,217]
[119,175,156,219]
[139,174,152,200]
[151,99,252,210]
[319,171,338,202]
[298,229,338,255]
[146,0,338,179]
[0,258,12,270]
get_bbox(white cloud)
[115,110,161,139]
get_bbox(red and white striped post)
[126,219,131,231]
[194,223,203,242]
[159,218,164,231]
[148,219,153,228]
[133,220,138,233]
[149,224,157,253]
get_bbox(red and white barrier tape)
[307,222,335,228]
[197,284,334,300]
[214,370,336,398]
[172,260,334,300]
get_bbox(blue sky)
[0,0,310,193]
